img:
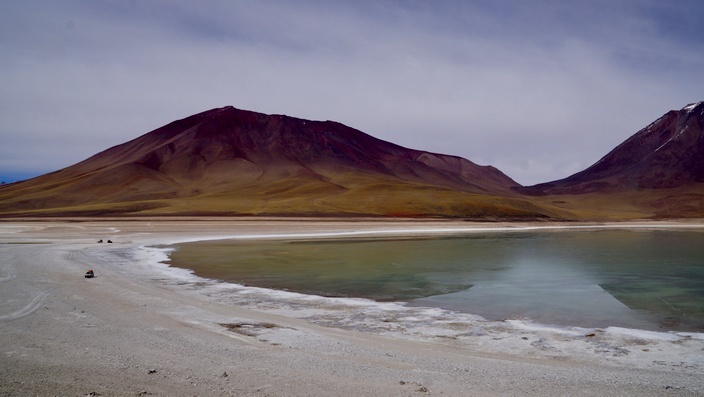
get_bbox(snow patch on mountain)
[682,101,703,112]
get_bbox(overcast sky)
[2,1,703,185]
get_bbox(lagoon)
[167,229,704,332]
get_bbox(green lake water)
[166,229,704,331]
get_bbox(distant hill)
[0,106,552,219]
[521,102,704,219]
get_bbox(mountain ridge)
[1,102,702,219]
[525,101,704,195]
[0,106,550,219]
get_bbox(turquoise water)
[167,229,704,331]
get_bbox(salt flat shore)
[1,218,703,396]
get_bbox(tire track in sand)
[0,289,52,321]
[0,251,17,283]
[0,266,16,282]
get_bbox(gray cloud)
[1,0,703,185]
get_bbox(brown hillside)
[0,106,556,219]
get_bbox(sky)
[2,1,703,186]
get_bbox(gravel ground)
[1,219,703,396]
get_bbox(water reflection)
[167,230,704,331]
[412,256,655,330]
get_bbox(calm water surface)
[167,230,704,331]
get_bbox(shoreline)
[161,222,704,333]
[1,219,703,396]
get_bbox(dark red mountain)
[0,106,550,218]
[526,101,704,194]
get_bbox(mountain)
[522,102,704,218]
[4,103,701,220]
[0,106,552,218]
[528,102,704,193]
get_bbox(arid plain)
[1,218,703,396]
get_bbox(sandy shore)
[1,218,703,396]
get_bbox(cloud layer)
[2,0,703,185]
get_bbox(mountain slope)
[0,106,552,218]
[522,101,704,218]
[528,102,704,194]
